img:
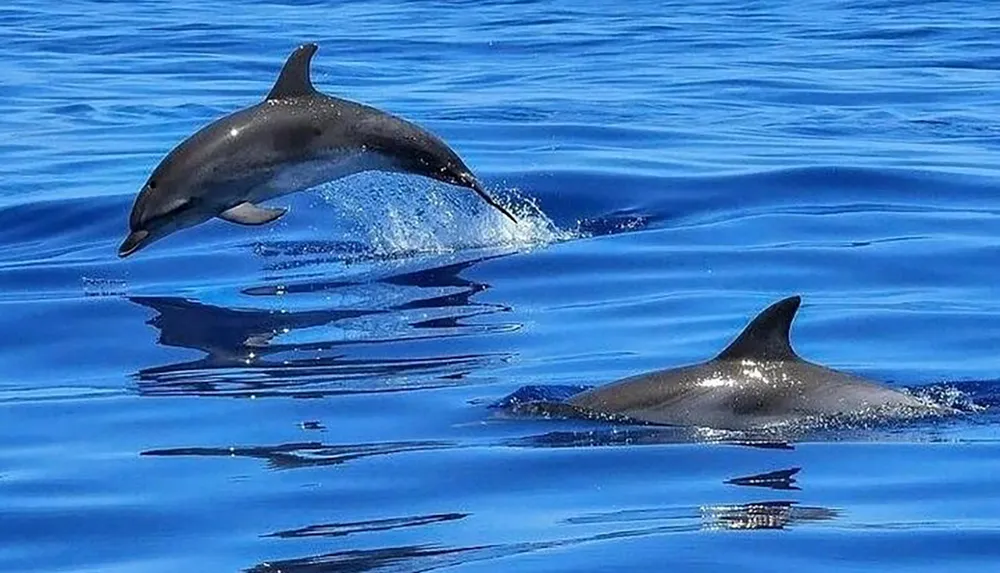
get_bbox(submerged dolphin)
[119,42,515,257]
[567,296,948,430]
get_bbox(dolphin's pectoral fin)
[218,202,287,226]
[267,43,318,100]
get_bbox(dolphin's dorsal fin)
[715,295,802,361]
[267,43,318,100]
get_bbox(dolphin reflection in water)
[128,254,515,397]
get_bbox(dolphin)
[566,295,949,430]
[119,42,515,257]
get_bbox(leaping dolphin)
[119,42,516,258]
[566,295,950,430]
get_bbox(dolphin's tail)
[470,181,518,223]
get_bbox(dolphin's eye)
[149,180,157,190]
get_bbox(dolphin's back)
[146,97,398,203]
[170,94,464,190]
[568,359,931,430]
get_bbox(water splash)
[910,382,989,413]
[309,174,576,261]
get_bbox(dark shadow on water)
[726,466,801,490]
[247,544,491,573]
[129,253,518,398]
[264,514,469,539]
[141,440,453,470]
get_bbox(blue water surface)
[3,0,1000,571]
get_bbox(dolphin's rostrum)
[119,43,515,257]
[567,295,950,430]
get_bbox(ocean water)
[3,0,1000,571]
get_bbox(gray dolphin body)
[119,43,515,257]
[568,296,947,430]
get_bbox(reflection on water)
[249,544,492,573]
[264,514,469,539]
[709,467,838,530]
[568,466,837,536]
[566,500,837,533]
[248,504,840,573]
[726,467,802,490]
[701,501,839,531]
[239,460,835,571]
[130,295,382,366]
[129,253,518,397]
[141,440,453,470]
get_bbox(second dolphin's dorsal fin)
[715,295,802,361]
[267,43,318,100]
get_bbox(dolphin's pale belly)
[245,150,393,204]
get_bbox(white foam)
[316,173,575,260]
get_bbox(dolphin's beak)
[463,175,517,223]
[118,229,150,258]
